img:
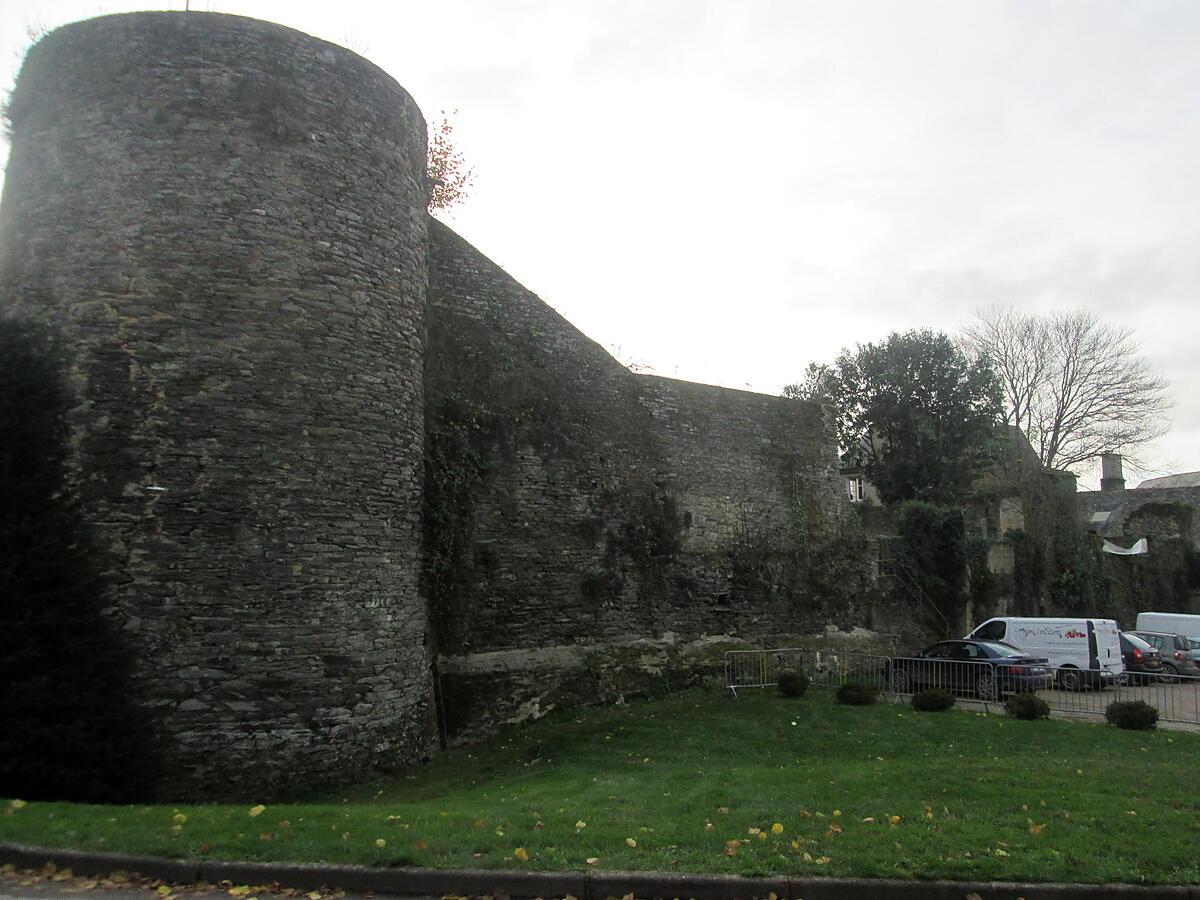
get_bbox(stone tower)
[0,12,432,797]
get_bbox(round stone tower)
[0,13,432,797]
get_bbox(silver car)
[1130,631,1200,680]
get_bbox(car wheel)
[976,671,998,701]
[1057,667,1082,692]
[891,668,911,694]
[1162,663,1179,684]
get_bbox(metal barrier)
[1036,668,1200,725]
[725,646,1200,725]
[889,656,1010,703]
[724,648,890,697]
[725,647,809,696]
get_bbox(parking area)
[1036,677,1200,725]
[726,646,1200,727]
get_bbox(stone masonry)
[1,13,861,795]
[0,13,433,797]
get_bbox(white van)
[965,617,1124,690]
[1135,612,1200,643]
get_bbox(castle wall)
[1077,487,1200,550]
[2,11,884,790]
[427,222,874,737]
[0,13,433,798]
[636,374,843,552]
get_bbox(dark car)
[1120,632,1164,685]
[1129,631,1200,680]
[891,640,1053,700]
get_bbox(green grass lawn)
[4,688,1200,885]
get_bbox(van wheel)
[976,671,998,701]
[1057,667,1082,691]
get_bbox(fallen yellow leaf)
[307,893,322,899]
[375,839,386,849]
[771,822,784,834]
[248,806,266,818]
[514,847,529,862]
[172,813,187,825]
[889,815,901,826]
[228,887,251,897]
[625,838,637,848]
[585,857,600,865]
[576,820,587,830]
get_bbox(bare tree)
[426,110,474,214]
[964,307,1171,472]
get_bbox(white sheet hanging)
[1102,538,1148,556]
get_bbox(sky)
[2,1,1198,490]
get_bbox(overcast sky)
[3,1,1198,489]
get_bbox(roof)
[1137,472,1200,490]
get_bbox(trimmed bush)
[911,688,956,712]
[778,670,810,698]
[1005,692,1051,721]
[0,316,160,802]
[836,682,878,706]
[1105,700,1158,731]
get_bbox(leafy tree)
[426,109,474,214]
[893,501,969,638]
[0,316,159,802]
[962,306,1171,472]
[789,329,1003,505]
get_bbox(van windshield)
[974,621,1006,641]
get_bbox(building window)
[847,476,864,502]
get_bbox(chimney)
[1100,453,1126,492]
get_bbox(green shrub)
[1005,692,1051,720]
[1105,700,1158,731]
[911,688,956,712]
[0,316,160,802]
[836,682,878,706]
[778,670,810,698]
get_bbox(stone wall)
[1078,487,1200,550]
[427,222,877,739]
[1,11,884,794]
[0,13,433,799]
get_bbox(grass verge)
[3,688,1200,884]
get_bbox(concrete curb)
[3,842,1199,899]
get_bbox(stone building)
[1078,455,1200,551]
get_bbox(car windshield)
[1124,633,1154,651]
[1190,639,1200,650]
